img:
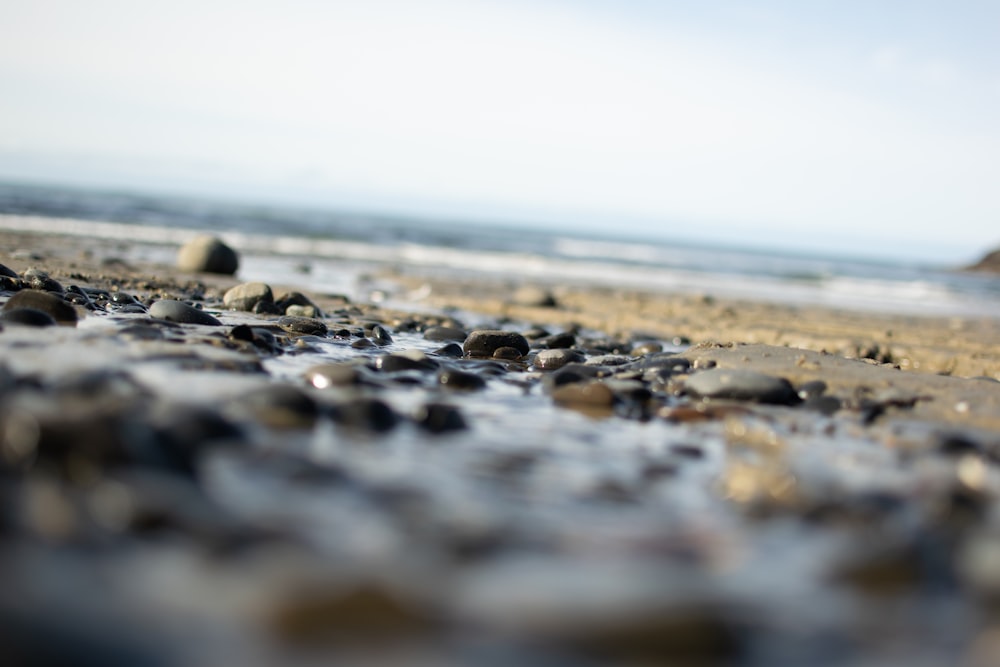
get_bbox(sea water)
[1,180,998,318]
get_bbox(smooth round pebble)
[463,330,530,358]
[149,299,222,326]
[684,368,800,405]
[414,403,467,433]
[177,235,239,275]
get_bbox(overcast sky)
[1,0,998,261]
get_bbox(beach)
[3,225,1000,666]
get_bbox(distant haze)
[1,0,998,262]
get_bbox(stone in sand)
[684,368,800,405]
[177,235,239,275]
[3,289,77,325]
[278,316,328,336]
[463,330,530,358]
[149,299,222,326]
[224,282,274,312]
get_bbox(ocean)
[1,180,998,319]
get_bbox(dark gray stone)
[423,326,468,342]
[22,268,63,292]
[413,403,467,433]
[463,330,530,357]
[684,368,800,405]
[149,299,222,326]
[0,307,56,327]
[438,368,487,391]
[277,316,328,336]
[4,289,77,325]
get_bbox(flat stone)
[3,289,77,325]
[176,235,239,275]
[534,348,585,370]
[684,368,800,405]
[149,299,222,326]
[224,282,273,312]
[277,316,328,336]
[463,330,530,358]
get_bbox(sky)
[0,0,998,262]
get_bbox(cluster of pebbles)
[2,256,1000,666]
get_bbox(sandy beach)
[3,226,1000,666]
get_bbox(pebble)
[423,326,468,342]
[277,316,328,337]
[374,351,439,373]
[331,397,398,432]
[492,346,523,360]
[3,289,77,325]
[535,332,576,349]
[413,403,467,433]
[552,381,616,408]
[371,324,394,346]
[305,363,372,389]
[0,263,18,279]
[511,285,558,307]
[149,299,222,326]
[0,307,57,327]
[684,368,801,405]
[224,282,273,312]
[276,292,323,318]
[176,235,239,274]
[433,342,465,358]
[534,348,585,370]
[22,268,63,292]
[463,330,530,358]
[229,385,320,429]
[438,368,487,391]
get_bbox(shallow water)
[2,282,995,665]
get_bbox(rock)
[22,268,63,292]
[438,368,487,391]
[371,325,393,346]
[463,330,530,358]
[0,263,18,279]
[374,350,439,373]
[423,326,468,342]
[176,235,239,274]
[224,282,273,312]
[492,346,524,360]
[552,381,616,408]
[148,299,222,326]
[3,289,77,325]
[277,316,328,336]
[511,285,558,307]
[965,247,1000,273]
[535,332,577,349]
[534,348,585,370]
[331,397,398,432]
[0,307,57,327]
[229,384,319,429]
[684,368,800,405]
[276,291,323,318]
[413,403,467,433]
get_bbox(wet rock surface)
[1,250,1000,667]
